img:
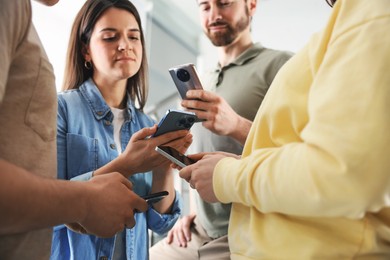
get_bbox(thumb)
[131,125,157,141]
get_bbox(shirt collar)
[215,42,264,71]
[79,78,136,122]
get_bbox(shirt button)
[110,144,116,150]
[104,120,111,126]
[100,257,108,260]
[97,111,103,116]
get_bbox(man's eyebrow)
[198,1,208,7]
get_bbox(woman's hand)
[92,125,192,178]
[118,125,192,175]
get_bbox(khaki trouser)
[149,217,230,260]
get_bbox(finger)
[165,133,192,147]
[186,89,217,102]
[119,175,134,190]
[187,152,207,161]
[177,228,188,247]
[66,223,87,234]
[171,162,182,170]
[173,228,182,247]
[166,137,193,154]
[125,215,136,229]
[189,109,209,121]
[181,99,203,111]
[183,220,192,241]
[152,130,189,145]
[178,166,191,182]
[131,125,157,141]
[132,193,148,213]
[166,230,174,244]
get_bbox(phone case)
[153,109,198,137]
[169,63,203,99]
[155,146,195,168]
[141,191,169,204]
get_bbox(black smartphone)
[141,191,169,204]
[152,109,199,137]
[155,145,195,168]
[169,63,204,100]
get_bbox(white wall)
[32,0,332,94]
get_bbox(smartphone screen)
[155,146,195,168]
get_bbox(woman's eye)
[128,36,139,41]
[103,36,116,42]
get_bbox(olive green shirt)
[189,43,292,238]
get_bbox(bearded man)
[150,1,292,259]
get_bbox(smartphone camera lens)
[176,69,190,82]
[178,118,186,126]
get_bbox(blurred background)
[32,0,332,239]
[32,0,331,117]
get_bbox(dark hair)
[63,0,148,110]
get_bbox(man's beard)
[205,8,250,46]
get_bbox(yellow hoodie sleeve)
[213,2,390,219]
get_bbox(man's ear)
[248,0,257,16]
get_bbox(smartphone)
[141,191,169,204]
[169,63,204,99]
[155,145,195,168]
[152,109,199,137]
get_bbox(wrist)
[229,116,251,145]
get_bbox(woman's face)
[85,7,143,84]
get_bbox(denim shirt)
[50,78,181,260]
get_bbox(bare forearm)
[230,116,252,146]
[93,155,134,177]
[0,160,87,235]
[150,166,175,214]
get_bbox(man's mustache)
[209,21,229,27]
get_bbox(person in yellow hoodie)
[179,0,390,258]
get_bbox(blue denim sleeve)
[146,190,182,235]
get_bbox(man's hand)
[179,152,239,203]
[166,214,196,247]
[78,172,148,237]
[182,90,251,145]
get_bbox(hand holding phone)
[152,109,199,137]
[155,145,195,168]
[169,63,203,100]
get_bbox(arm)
[0,160,147,236]
[93,126,192,178]
[149,165,175,214]
[182,90,251,146]
[213,19,390,218]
